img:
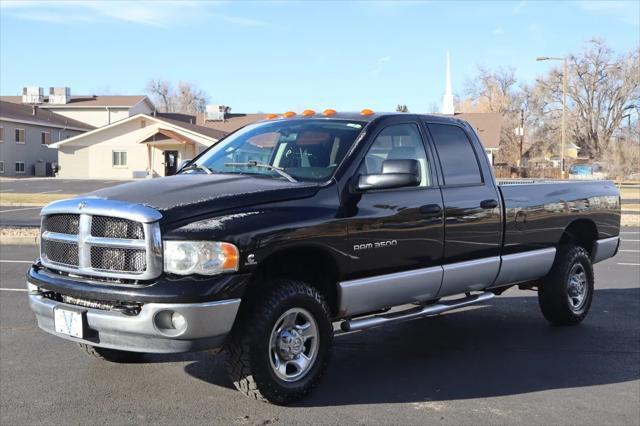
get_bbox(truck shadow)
[181,288,639,407]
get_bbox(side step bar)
[340,292,495,332]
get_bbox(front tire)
[225,280,333,404]
[538,245,594,325]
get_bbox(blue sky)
[1,1,638,113]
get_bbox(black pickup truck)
[28,111,621,404]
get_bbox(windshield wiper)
[224,161,297,182]
[180,164,214,175]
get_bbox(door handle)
[419,204,442,215]
[480,199,498,209]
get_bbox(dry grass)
[0,193,75,206]
[620,187,639,201]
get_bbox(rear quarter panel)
[499,180,620,255]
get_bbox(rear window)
[428,123,482,185]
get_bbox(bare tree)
[460,66,527,164]
[535,39,639,158]
[146,80,209,114]
[395,104,409,112]
[146,79,174,113]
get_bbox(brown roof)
[0,95,150,108]
[453,112,503,149]
[0,101,94,130]
[154,113,227,140]
[197,113,267,134]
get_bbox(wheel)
[78,343,144,363]
[538,245,594,325]
[225,280,333,404]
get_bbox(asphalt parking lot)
[0,178,129,195]
[1,233,639,425]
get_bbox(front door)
[164,150,179,176]
[346,119,445,309]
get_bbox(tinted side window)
[429,124,482,185]
[359,123,431,187]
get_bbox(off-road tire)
[78,343,144,363]
[538,244,594,326]
[225,279,333,404]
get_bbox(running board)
[340,292,495,332]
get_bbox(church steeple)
[442,51,455,115]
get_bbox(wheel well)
[249,247,340,317]
[559,219,598,255]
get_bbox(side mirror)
[177,159,192,172]
[356,159,421,192]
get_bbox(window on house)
[15,129,25,144]
[0,162,4,173]
[41,131,51,145]
[112,151,128,167]
[0,126,4,142]
[15,162,25,174]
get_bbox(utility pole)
[536,56,568,177]
[562,57,567,175]
[519,108,525,167]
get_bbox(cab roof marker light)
[266,113,279,120]
[360,108,375,116]
[302,109,316,116]
[283,111,296,118]
[323,109,337,116]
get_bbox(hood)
[85,174,320,224]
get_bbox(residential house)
[49,113,226,179]
[1,87,155,127]
[0,101,93,177]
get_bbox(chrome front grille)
[42,239,79,266]
[42,214,80,235]
[91,216,144,239]
[39,199,162,281]
[90,246,147,272]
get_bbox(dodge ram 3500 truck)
[28,111,621,404]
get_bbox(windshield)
[186,119,366,182]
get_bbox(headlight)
[163,241,239,276]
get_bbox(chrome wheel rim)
[567,263,588,311]
[268,307,319,382]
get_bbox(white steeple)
[442,51,455,115]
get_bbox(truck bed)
[497,179,621,254]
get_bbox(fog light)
[171,312,187,331]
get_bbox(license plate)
[54,308,84,338]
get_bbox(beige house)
[49,113,226,179]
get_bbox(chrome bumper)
[28,283,240,354]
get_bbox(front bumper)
[28,283,240,354]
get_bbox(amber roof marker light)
[360,108,375,116]
[302,109,316,117]
[323,109,337,116]
[283,111,296,118]
[266,113,279,120]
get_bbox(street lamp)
[537,56,568,176]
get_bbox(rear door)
[424,121,502,297]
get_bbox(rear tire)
[225,279,333,404]
[78,343,144,363]
[538,245,594,325]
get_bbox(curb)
[0,235,39,245]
